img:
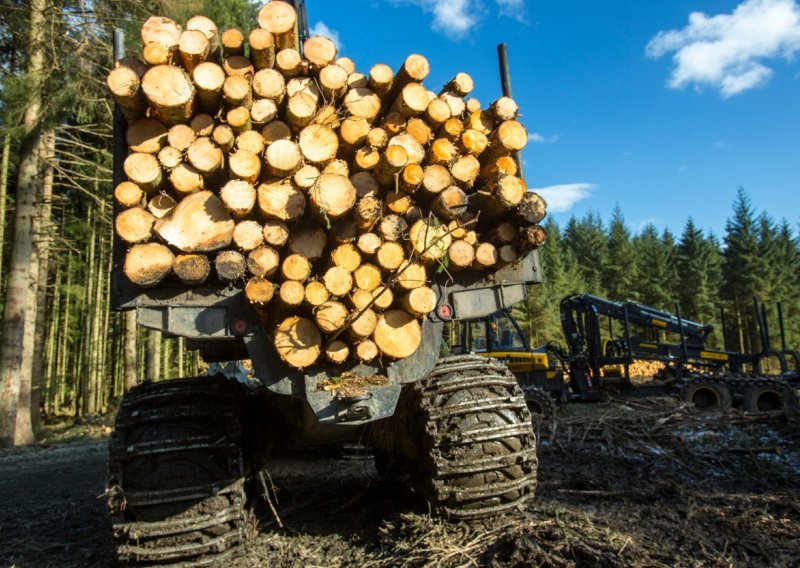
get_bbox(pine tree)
[676,219,723,327]
[603,205,637,301]
[632,224,673,310]
[563,212,607,296]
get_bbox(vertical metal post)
[753,297,765,354]
[111,28,127,309]
[497,44,525,181]
[720,306,730,352]
[777,302,788,351]
[761,304,771,352]
[675,303,689,362]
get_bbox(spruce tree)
[563,211,607,296]
[603,205,637,301]
[632,224,672,310]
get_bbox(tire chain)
[415,355,538,520]
[107,377,250,567]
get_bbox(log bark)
[233,220,264,251]
[400,286,437,317]
[258,1,299,51]
[226,107,251,133]
[178,30,210,73]
[221,28,244,57]
[350,171,379,198]
[518,224,547,251]
[124,153,162,194]
[115,207,155,243]
[355,195,382,230]
[249,28,276,69]
[126,118,167,154]
[155,191,234,252]
[309,173,357,221]
[223,75,252,108]
[315,301,348,333]
[245,276,275,306]
[431,186,468,221]
[169,163,204,196]
[220,179,256,219]
[379,214,407,242]
[124,243,174,287]
[141,65,195,126]
[515,192,548,225]
[304,281,330,307]
[373,310,421,359]
[247,245,280,278]
[173,254,211,285]
[369,63,394,96]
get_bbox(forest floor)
[1,398,799,567]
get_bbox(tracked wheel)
[681,380,732,411]
[743,384,791,415]
[523,385,557,420]
[107,377,251,567]
[412,355,537,520]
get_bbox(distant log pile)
[108,2,548,369]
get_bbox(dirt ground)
[1,399,798,568]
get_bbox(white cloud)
[646,0,800,97]
[532,183,596,213]
[529,132,559,143]
[309,21,342,50]
[392,0,526,38]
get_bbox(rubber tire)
[107,377,251,567]
[524,386,557,420]
[682,381,732,411]
[743,385,789,414]
[412,356,538,520]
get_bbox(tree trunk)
[0,0,46,447]
[123,310,138,391]
[30,129,55,435]
[0,129,10,298]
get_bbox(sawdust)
[318,371,390,398]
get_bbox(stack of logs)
[107,1,548,370]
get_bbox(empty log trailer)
[105,1,548,564]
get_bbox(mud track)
[1,399,798,567]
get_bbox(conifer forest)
[0,0,798,449]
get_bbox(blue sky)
[303,0,800,236]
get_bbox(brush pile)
[107,1,548,369]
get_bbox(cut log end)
[124,243,175,288]
[373,310,422,359]
[274,316,322,369]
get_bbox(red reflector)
[437,304,453,319]
[232,319,248,334]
